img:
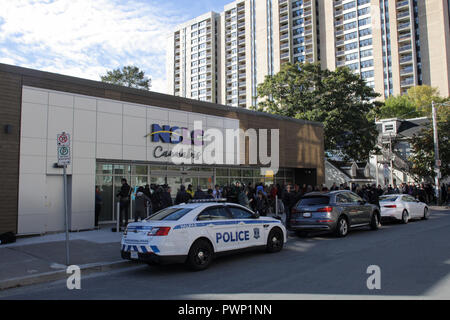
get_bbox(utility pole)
[389,133,394,187]
[431,101,441,205]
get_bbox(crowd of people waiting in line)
[96,178,449,230]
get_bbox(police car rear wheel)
[186,239,214,271]
[266,228,283,253]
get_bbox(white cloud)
[0,0,185,94]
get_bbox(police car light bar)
[188,198,228,203]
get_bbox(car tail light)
[383,205,397,208]
[316,207,333,212]
[147,227,171,236]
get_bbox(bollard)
[116,202,120,232]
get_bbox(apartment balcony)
[239,73,246,79]
[334,20,343,27]
[280,42,290,50]
[238,22,245,29]
[336,50,345,57]
[401,78,415,87]
[280,24,289,32]
[238,99,246,105]
[281,52,290,59]
[336,39,345,47]
[238,30,246,37]
[398,44,412,53]
[336,60,345,67]
[397,22,411,31]
[397,0,409,9]
[238,55,246,62]
[238,14,245,21]
[280,15,289,23]
[238,39,246,45]
[304,29,313,35]
[239,90,246,96]
[303,0,312,8]
[280,33,290,40]
[335,9,343,17]
[399,55,413,64]
[397,10,410,20]
[400,67,414,75]
[280,6,288,14]
[398,33,411,41]
[175,84,180,89]
[175,62,180,67]
[237,5,245,13]
[239,81,246,87]
[305,48,314,54]
[279,0,287,4]
[226,70,234,75]
[335,29,344,36]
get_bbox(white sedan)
[121,199,286,270]
[379,194,430,224]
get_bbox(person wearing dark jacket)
[116,179,131,230]
[135,186,151,221]
[194,187,206,199]
[175,185,191,204]
[282,185,297,229]
[255,190,269,216]
[95,186,102,227]
[152,186,163,213]
[160,186,173,209]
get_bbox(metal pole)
[116,202,120,232]
[389,134,394,187]
[275,195,278,216]
[63,165,69,266]
[432,101,441,204]
[375,155,379,186]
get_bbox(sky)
[0,0,231,94]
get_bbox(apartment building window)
[191,76,198,82]
[361,70,374,79]
[358,17,370,27]
[199,89,206,95]
[232,82,238,87]
[360,59,373,68]
[293,9,304,18]
[346,52,358,61]
[292,0,303,8]
[294,27,305,35]
[192,31,198,37]
[199,66,207,73]
[199,74,206,80]
[199,58,206,65]
[199,43,206,49]
[192,68,198,74]
[359,28,371,37]
[348,62,359,71]
[344,12,357,20]
[191,61,198,67]
[360,49,372,58]
[358,7,370,16]
[295,56,305,63]
[295,46,305,54]
[191,83,198,89]
[344,21,357,30]
[345,31,358,40]
[343,1,356,10]
[199,36,206,42]
[192,39,198,45]
[192,53,198,59]
[357,0,370,4]
[293,18,304,26]
[191,24,198,30]
[192,91,198,97]
[359,38,372,47]
[192,46,198,52]
[294,37,305,45]
[199,51,206,57]
[199,81,206,88]
[345,42,358,50]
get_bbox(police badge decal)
[253,228,260,239]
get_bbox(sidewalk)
[0,228,137,290]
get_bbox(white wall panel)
[74,96,96,112]
[22,87,48,105]
[47,106,74,139]
[97,99,122,114]
[123,116,147,147]
[74,109,97,143]
[97,112,122,144]
[21,102,48,139]
[49,92,74,108]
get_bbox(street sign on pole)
[57,132,71,266]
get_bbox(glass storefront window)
[114,164,130,175]
[167,166,180,171]
[216,168,229,176]
[96,164,112,175]
[199,167,213,172]
[151,165,166,171]
[96,175,113,222]
[133,165,148,175]
[242,169,253,177]
[131,176,148,188]
[216,177,229,187]
[230,168,241,177]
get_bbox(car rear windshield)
[379,196,398,202]
[297,196,330,207]
[146,207,192,221]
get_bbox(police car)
[121,199,286,270]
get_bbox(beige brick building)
[167,0,450,107]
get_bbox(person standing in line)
[175,185,191,205]
[134,186,151,222]
[95,186,102,228]
[212,184,222,199]
[160,185,173,209]
[187,184,195,199]
[116,178,131,231]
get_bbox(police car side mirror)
[252,212,260,219]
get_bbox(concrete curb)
[0,260,138,291]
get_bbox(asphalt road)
[1,208,450,300]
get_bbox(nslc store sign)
[148,124,204,145]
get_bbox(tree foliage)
[409,106,450,180]
[100,65,151,90]
[376,85,446,119]
[253,62,380,161]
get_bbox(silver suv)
[290,191,381,237]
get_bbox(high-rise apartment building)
[167,0,450,107]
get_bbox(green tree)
[409,106,450,180]
[100,65,151,90]
[253,62,380,161]
[407,85,442,115]
[376,94,422,119]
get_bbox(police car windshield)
[146,207,192,221]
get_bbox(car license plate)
[130,251,138,259]
[303,212,312,218]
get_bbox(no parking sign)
[57,132,71,166]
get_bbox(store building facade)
[0,63,324,235]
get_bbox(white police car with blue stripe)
[121,199,286,270]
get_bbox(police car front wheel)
[186,239,214,271]
[266,228,284,253]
